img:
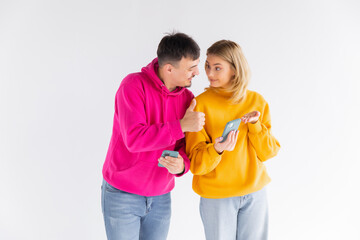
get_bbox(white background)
[1,0,360,239]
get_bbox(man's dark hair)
[157,32,200,67]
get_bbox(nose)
[207,69,214,78]
[194,66,200,76]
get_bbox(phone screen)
[221,119,241,142]
[158,150,179,167]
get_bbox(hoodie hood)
[141,58,186,96]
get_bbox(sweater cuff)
[175,166,186,177]
[168,120,185,140]
[208,144,222,170]
[209,143,223,158]
[248,120,262,134]
[175,153,190,177]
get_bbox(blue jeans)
[200,188,268,240]
[101,179,171,240]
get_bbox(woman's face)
[205,54,235,88]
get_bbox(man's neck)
[157,68,176,92]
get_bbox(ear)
[231,68,236,79]
[163,63,173,74]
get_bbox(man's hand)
[241,111,261,124]
[214,130,239,154]
[158,155,185,174]
[180,99,205,132]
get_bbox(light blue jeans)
[101,179,171,240]
[200,188,268,240]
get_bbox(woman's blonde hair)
[206,40,251,104]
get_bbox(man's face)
[170,57,200,89]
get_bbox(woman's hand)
[241,111,261,124]
[214,130,239,154]
[158,155,185,174]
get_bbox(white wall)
[1,0,359,239]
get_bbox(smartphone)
[158,150,179,167]
[221,119,241,143]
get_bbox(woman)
[186,40,280,240]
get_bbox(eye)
[205,64,210,69]
[215,67,221,71]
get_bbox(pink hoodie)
[102,58,193,196]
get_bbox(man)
[101,32,205,240]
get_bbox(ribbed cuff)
[168,120,185,140]
[209,143,223,157]
[207,144,223,170]
[175,165,186,177]
[175,153,190,177]
[248,120,262,134]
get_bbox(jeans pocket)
[105,181,121,193]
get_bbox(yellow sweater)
[186,89,280,198]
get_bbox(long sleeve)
[184,89,279,198]
[173,138,190,177]
[247,102,280,162]
[186,127,222,176]
[117,82,184,153]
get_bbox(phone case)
[221,119,241,143]
[158,150,179,167]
